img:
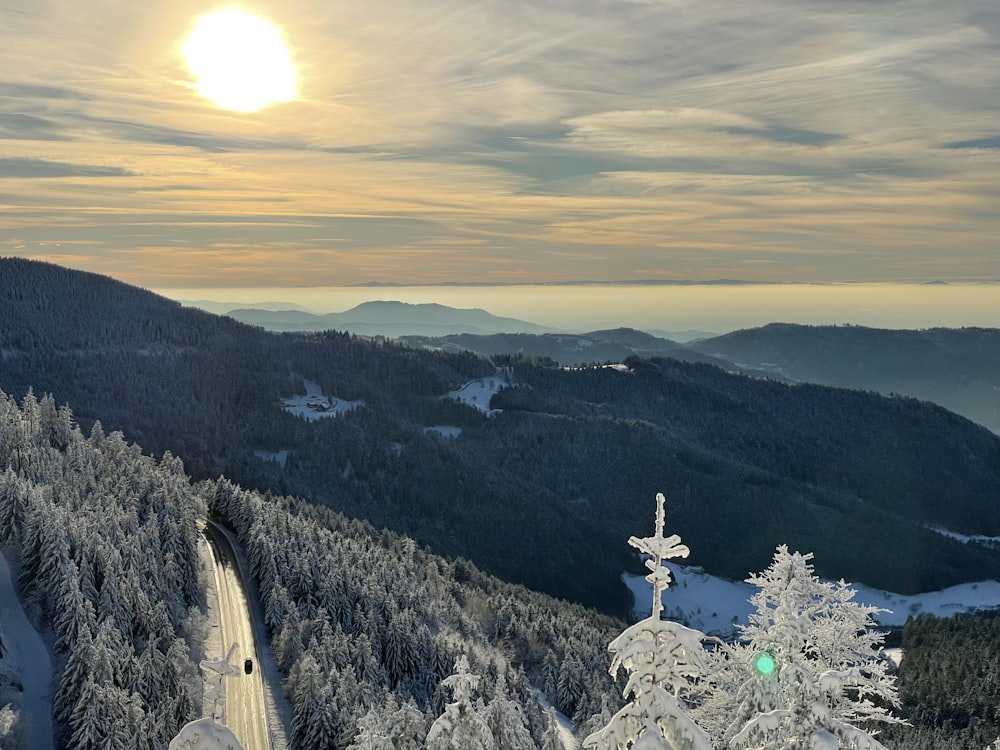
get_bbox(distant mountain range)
[398,328,749,373]
[223,300,555,336]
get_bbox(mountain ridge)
[223,299,556,336]
[688,322,1000,433]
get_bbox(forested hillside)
[881,611,1000,750]
[0,391,205,748]
[3,258,1000,616]
[476,356,1000,594]
[1,386,996,749]
[0,388,621,748]
[688,323,1000,433]
[207,481,622,747]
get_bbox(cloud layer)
[2,0,999,285]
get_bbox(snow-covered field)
[282,378,363,421]
[626,561,1000,637]
[445,369,511,415]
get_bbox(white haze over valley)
[164,283,1000,337]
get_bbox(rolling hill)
[224,300,555,336]
[687,323,1000,433]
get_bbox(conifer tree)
[347,708,396,750]
[539,708,565,750]
[484,673,537,750]
[711,546,903,750]
[426,655,497,750]
[583,492,714,750]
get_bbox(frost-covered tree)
[0,704,25,750]
[484,674,537,750]
[705,546,902,750]
[539,708,565,750]
[363,693,427,750]
[347,694,426,750]
[347,708,396,750]
[426,655,497,750]
[583,492,715,750]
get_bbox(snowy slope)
[445,369,511,415]
[626,561,1000,637]
[282,378,363,421]
[0,551,53,750]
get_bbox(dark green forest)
[881,612,1000,750]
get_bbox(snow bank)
[928,526,1000,549]
[169,718,244,749]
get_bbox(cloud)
[0,158,136,178]
[0,0,999,284]
[942,136,1000,150]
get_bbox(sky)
[2,0,1000,288]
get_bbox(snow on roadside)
[537,691,579,750]
[282,378,363,421]
[625,562,1000,637]
[0,550,53,750]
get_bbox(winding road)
[202,522,271,750]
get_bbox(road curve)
[202,522,271,750]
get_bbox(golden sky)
[2,0,999,287]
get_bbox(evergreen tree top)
[628,492,690,621]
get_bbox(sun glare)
[182,8,296,112]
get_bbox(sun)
[182,8,296,112]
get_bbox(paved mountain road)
[203,522,271,750]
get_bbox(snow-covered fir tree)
[484,673,537,750]
[0,392,203,748]
[539,708,566,750]
[346,708,396,750]
[699,546,902,750]
[583,492,715,750]
[347,692,427,750]
[426,655,498,750]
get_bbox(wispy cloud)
[1,0,999,284]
